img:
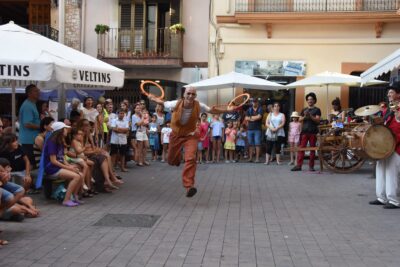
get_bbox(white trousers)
[376,153,400,206]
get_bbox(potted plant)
[95,24,110,34]
[169,23,185,34]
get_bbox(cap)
[51,122,71,132]
[290,111,300,118]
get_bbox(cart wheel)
[319,134,365,173]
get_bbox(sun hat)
[290,111,300,118]
[51,122,71,132]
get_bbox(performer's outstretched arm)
[209,105,234,114]
[148,95,165,105]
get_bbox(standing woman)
[265,102,286,165]
[328,97,346,123]
[38,101,51,120]
[154,104,165,156]
[80,97,99,139]
[95,103,105,147]
[131,103,142,164]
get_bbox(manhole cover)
[93,214,160,228]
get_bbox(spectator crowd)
[0,84,328,247]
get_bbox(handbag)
[266,114,278,141]
[266,129,277,141]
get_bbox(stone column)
[64,0,82,50]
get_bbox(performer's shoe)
[291,166,302,171]
[383,203,400,209]
[186,187,197,198]
[369,199,384,205]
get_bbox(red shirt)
[386,115,400,155]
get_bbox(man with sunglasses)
[149,87,234,197]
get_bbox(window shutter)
[120,4,132,28]
[170,0,180,25]
[134,3,144,29]
[133,4,144,52]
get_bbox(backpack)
[52,183,67,202]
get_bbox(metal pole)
[12,80,16,133]
[58,84,66,120]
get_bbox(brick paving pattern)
[1,161,400,267]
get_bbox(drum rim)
[360,124,396,160]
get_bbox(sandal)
[0,240,9,246]
[82,192,93,198]
[62,200,79,207]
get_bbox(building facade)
[211,0,400,117]
[83,0,210,108]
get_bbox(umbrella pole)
[12,80,16,133]
[58,84,66,120]
[326,85,329,120]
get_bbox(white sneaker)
[225,160,230,163]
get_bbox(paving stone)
[0,163,399,266]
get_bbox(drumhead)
[362,125,395,160]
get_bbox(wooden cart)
[285,123,395,173]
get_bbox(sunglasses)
[186,92,197,96]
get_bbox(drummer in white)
[370,83,400,209]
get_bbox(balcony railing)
[236,0,399,12]
[21,24,59,41]
[97,27,183,60]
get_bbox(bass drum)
[348,124,395,160]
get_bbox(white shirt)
[211,120,224,137]
[81,107,99,123]
[161,127,172,143]
[110,119,129,145]
[164,100,210,125]
[107,113,117,128]
[267,113,285,137]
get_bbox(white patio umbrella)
[184,71,284,90]
[0,21,125,130]
[285,71,386,116]
[361,48,400,83]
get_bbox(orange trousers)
[168,132,198,189]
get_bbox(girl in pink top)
[288,112,302,165]
[199,113,210,162]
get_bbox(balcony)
[217,0,400,37]
[97,27,183,68]
[236,0,399,13]
[22,24,59,41]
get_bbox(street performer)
[291,92,321,172]
[149,87,234,197]
[369,83,400,209]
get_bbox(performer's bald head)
[184,87,197,103]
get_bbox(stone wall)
[64,0,81,50]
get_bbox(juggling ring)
[140,80,165,100]
[228,93,250,108]
[212,93,250,110]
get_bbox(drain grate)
[93,214,160,228]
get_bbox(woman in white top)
[81,97,99,123]
[81,97,99,144]
[265,102,286,165]
[154,104,165,126]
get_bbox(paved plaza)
[1,160,400,267]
